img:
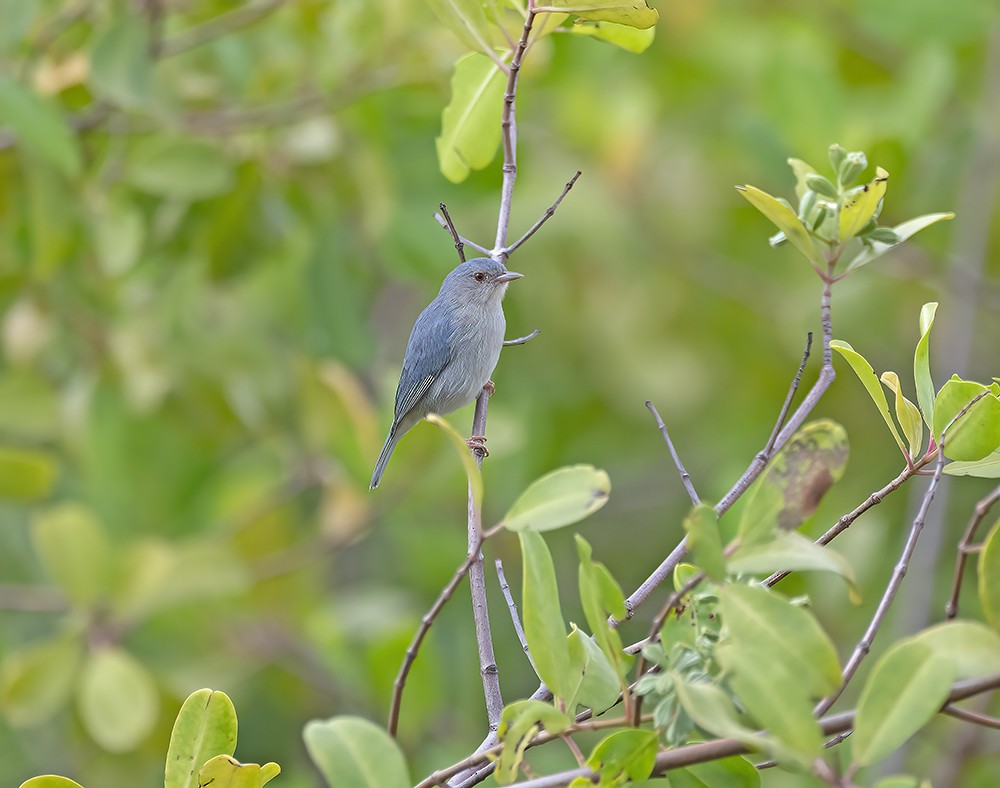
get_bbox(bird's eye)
[473,272,487,282]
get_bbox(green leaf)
[77,647,158,753]
[684,503,725,581]
[88,18,154,108]
[567,626,621,712]
[303,716,409,788]
[880,372,923,459]
[832,340,907,454]
[728,531,858,599]
[787,157,819,201]
[94,203,145,277]
[852,641,954,767]
[586,729,658,783]
[875,778,927,788]
[426,413,482,509]
[435,52,506,183]
[547,0,658,29]
[719,584,841,698]
[503,464,611,532]
[671,675,765,750]
[31,504,110,607]
[426,0,500,53]
[933,377,1000,461]
[736,184,821,265]
[0,77,81,177]
[165,689,238,788]
[496,700,571,785]
[913,620,1000,678]
[913,302,938,430]
[0,632,83,727]
[0,444,57,502]
[520,530,578,701]
[575,536,629,683]
[669,757,761,788]
[19,778,85,788]
[568,20,656,52]
[198,754,281,788]
[128,138,235,201]
[839,167,888,242]
[979,519,1000,631]
[845,213,955,273]
[944,451,1000,478]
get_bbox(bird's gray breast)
[430,301,506,414]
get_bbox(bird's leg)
[483,379,496,397]
[467,435,489,457]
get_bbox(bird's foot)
[483,380,496,397]
[467,435,489,457]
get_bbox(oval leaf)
[944,451,1000,478]
[913,620,1000,678]
[77,646,159,753]
[31,504,110,607]
[88,18,154,108]
[585,729,658,782]
[728,531,858,600]
[435,52,505,183]
[198,754,281,788]
[503,464,610,532]
[303,716,409,788]
[933,378,1000,461]
[913,302,938,428]
[165,689,239,788]
[0,633,82,727]
[19,778,85,788]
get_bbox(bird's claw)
[467,435,489,457]
[483,380,496,397]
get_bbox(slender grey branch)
[645,400,700,506]
[437,203,467,263]
[503,328,540,346]
[945,482,1000,618]
[814,451,947,717]
[433,212,492,257]
[506,170,582,255]
[942,703,1000,729]
[762,331,812,455]
[495,558,536,673]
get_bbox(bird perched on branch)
[370,257,523,489]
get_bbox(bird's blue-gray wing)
[392,304,454,424]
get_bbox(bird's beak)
[496,271,523,283]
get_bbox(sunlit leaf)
[852,641,954,767]
[503,464,610,532]
[77,647,159,753]
[426,413,482,508]
[198,754,281,788]
[933,377,1000,461]
[737,184,822,265]
[832,340,907,454]
[568,20,656,52]
[303,716,409,788]
[880,371,923,459]
[0,77,81,177]
[913,620,1000,678]
[19,778,85,788]
[547,0,658,29]
[165,689,238,788]
[844,213,955,273]
[913,302,938,429]
[435,52,506,183]
[979,519,1000,631]
[585,729,658,783]
[839,167,888,242]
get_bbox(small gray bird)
[370,257,523,489]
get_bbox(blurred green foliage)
[0,0,998,785]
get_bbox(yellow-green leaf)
[913,302,938,428]
[737,184,821,265]
[547,0,658,29]
[426,413,482,509]
[684,503,725,581]
[31,504,110,607]
[981,519,1000,631]
[303,716,409,788]
[832,340,907,454]
[880,371,923,459]
[568,20,656,53]
[198,754,281,788]
[77,647,159,753]
[503,464,610,532]
[0,444,57,502]
[839,167,888,242]
[165,689,238,788]
[934,377,1000,461]
[845,213,954,273]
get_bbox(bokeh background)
[1,0,998,785]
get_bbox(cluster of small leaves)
[738,144,954,278]
[834,302,1000,475]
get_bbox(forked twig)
[945,482,1000,618]
[645,400,701,506]
[496,558,536,673]
[438,203,467,262]
[506,171,582,255]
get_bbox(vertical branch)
[945,483,1000,618]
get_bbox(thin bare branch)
[763,331,812,455]
[438,203,467,263]
[645,400,700,506]
[504,328,540,346]
[495,558,536,673]
[945,482,1000,618]
[506,170,582,255]
[942,703,1000,729]
[433,212,493,257]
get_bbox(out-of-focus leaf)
[198,755,281,788]
[0,444,57,502]
[0,374,60,441]
[979,519,1000,631]
[19,778,85,788]
[496,700,571,785]
[426,413,482,509]
[933,377,1000,461]
[787,157,819,201]
[728,531,858,599]
[77,647,159,753]
[31,504,110,607]
[684,503,725,581]
[852,641,954,767]
[503,464,610,532]
[128,138,234,200]
[0,77,81,177]
[0,632,82,727]
[913,620,1000,678]
[435,52,506,183]
[839,167,888,242]
[880,372,923,458]
[164,689,238,788]
[88,18,153,108]
[585,729,658,783]
[832,340,907,454]
[548,0,658,28]
[520,531,578,701]
[426,0,498,52]
[913,302,938,428]
[944,451,1000,478]
[844,213,954,272]
[94,203,145,276]
[303,716,408,788]
[736,184,822,265]
[568,20,656,52]
[575,536,629,682]
[567,626,620,712]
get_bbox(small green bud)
[769,230,788,248]
[828,144,847,173]
[838,151,867,186]
[805,174,838,199]
[811,203,831,232]
[867,227,900,244]
[798,189,818,220]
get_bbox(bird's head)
[441,257,523,306]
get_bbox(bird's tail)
[370,427,398,490]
